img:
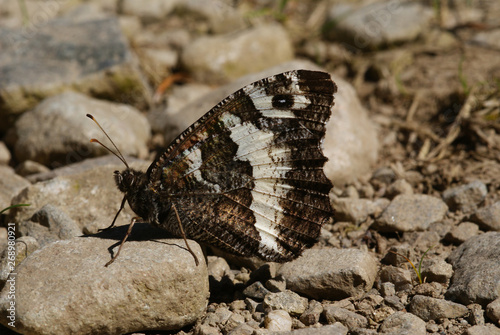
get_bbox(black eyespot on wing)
[272,94,295,109]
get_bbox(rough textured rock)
[378,311,426,335]
[15,160,50,177]
[420,258,453,283]
[374,194,448,232]
[277,248,377,300]
[0,16,149,125]
[442,180,487,212]
[444,221,480,244]
[326,1,434,50]
[263,291,308,316]
[331,198,382,224]
[472,202,500,231]
[464,324,500,335]
[0,166,30,209]
[322,305,368,329]
[12,92,150,167]
[471,28,500,51]
[181,24,293,84]
[17,204,82,248]
[0,231,208,334]
[299,300,323,326]
[172,60,378,185]
[269,323,348,335]
[486,298,500,326]
[409,295,468,321]
[264,310,292,332]
[446,232,500,305]
[379,266,413,292]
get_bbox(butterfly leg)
[104,216,138,267]
[172,203,200,266]
[99,196,127,232]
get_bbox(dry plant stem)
[425,87,476,161]
[392,120,441,143]
[406,91,422,122]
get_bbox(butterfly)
[88,69,336,266]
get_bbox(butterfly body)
[112,70,337,263]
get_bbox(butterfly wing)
[148,70,336,262]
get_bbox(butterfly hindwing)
[148,70,337,261]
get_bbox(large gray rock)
[181,24,294,83]
[326,1,433,50]
[374,194,448,232]
[0,17,150,126]
[11,91,151,167]
[166,60,379,184]
[442,180,487,212]
[277,248,377,300]
[446,232,500,305]
[408,295,468,321]
[0,232,208,334]
[378,311,426,335]
[322,305,368,329]
[472,201,500,231]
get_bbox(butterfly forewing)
[148,70,337,261]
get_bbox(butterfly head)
[114,169,140,193]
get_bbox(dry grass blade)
[424,87,477,161]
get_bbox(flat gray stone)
[472,202,500,231]
[299,300,323,326]
[277,248,377,300]
[444,221,480,244]
[170,60,379,185]
[471,28,500,51]
[0,233,208,334]
[378,311,426,335]
[0,166,30,209]
[464,324,500,335]
[269,323,348,335]
[374,194,448,232]
[12,91,150,167]
[181,24,294,83]
[331,198,381,224]
[17,204,83,248]
[379,266,413,292]
[486,297,500,326]
[264,310,292,332]
[446,232,500,305]
[263,291,308,316]
[0,17,149,123]
[442,180,487,212]
[322,305,368,329]
[326,1,433,50]
[409,295,468,321]
[421,258,453,283]
[14,160,50,177]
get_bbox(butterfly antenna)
[86,114,130,169]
